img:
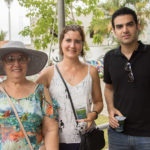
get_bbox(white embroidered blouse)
[49,65,93,143]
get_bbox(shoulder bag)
[56,65,105,150]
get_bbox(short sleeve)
[104,51,112,84]
[37,84,59,120]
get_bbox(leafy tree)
[0,30,7,41]
[89,0,150,45]
[18,0,101,50]
[18,0,150,50]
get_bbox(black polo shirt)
[104,41,150,136]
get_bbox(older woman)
[36,25,103,150]
[0,41,59,150]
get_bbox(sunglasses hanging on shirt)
[124,62,134,82]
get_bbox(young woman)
[37,25,103,150]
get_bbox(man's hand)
[109,108,123,128]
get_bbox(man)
[104,7,150,150]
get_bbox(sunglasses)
[3,55,30,65]
[124,62,134,82]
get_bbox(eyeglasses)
[124,62,134,82]
[3,55,30,65]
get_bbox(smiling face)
[113,14,139,46]
[59,25,85,57]
[61,31,83,59]
[3,52,29,79]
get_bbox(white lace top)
[49,65,93,143]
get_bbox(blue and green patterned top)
[0,84,59,150]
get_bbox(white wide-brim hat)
[0,41,48,76]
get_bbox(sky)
[0,0,30,44]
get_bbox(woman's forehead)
[64,31,82,39]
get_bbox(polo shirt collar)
[114,41,146,55]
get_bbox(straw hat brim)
[0,47,48,76]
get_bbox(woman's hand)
[77,112,96,130]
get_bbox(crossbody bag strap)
[0,86,34,150]
[55,65,78,122]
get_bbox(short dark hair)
[59,24,85,57]
[112,7,138,29]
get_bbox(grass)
[95,115,109,150]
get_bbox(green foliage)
[18,0,101,50]
[18,0,57,50]
[89,0,150,44]
[0,30,7,41]
[18,0,150,50]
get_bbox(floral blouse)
[0,84,59,150]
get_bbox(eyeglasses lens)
[4,55,29,65]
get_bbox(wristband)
[92,111,98,119]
